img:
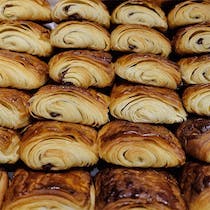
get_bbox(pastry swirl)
[0,168,8,209]
[52,0,110,27]
[50,21,110,51]
[49,50,114,88]
[110,83,187,124]
[114,53,181,89]
[111,24,171,57]
[0,20,52,56]
[29,85,110,127]
[97,120,185,167]
[3,169,95,210]
[111,0,168,31]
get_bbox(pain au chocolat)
[3,169,95,210]
[95,168,187,210]
[49,50,114,88]
[110,83,187,124]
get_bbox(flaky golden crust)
[114,53,181,89]
[20,121,98,170]
[110,84,187,124]
[180,162,210,210]
[0,20,52,56]
[3,169,95,210]
[0,0,51,21]
[182,84,210,116]
[0,88,30,129]
[176,118,210,162]
[50,21,110,51]
[111,0,168,31]
[49,50,114,88]
[95,168,187,210]
[173,23,210,55]
[0,168,8,209]
[97,120,185,167]
[52,0,110,27]
[29,85,110,127]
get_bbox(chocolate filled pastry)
[0,50,48,89]
[52,0,110,28]
[95,168,187,210]
[0,127,20,164]
[178,55,210,84]
[182,84,210,116]
[49,50,114,88]
[114,53,181,89]
[0,168,8,209]
[168,0,210,29]
[97,120,185,167]
[180,162,210,210]
[50,21,110,51]
[176,118,210,162]
[110,83,187,124]
[29,85,110,127]
[0,0,51,21]
[3,169,95,210]
[111,0,168,31]
[0,88,30,129]
[173,23,210,55]
[111,24,171,57]
[20,121,98,170]
[0,20,52,57]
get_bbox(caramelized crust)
[0,168,8,209]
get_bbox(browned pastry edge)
[0,168,8,209]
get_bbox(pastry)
[111,24,171,57]
[180,162,210,210]
[182,84,210,116]
[0,20,52,57]
[0,168,8,209]
[52,0,110,28]
[173,23,210,55]
[0,50,48,89]
[95,168,187,210]
[0,0,51,21]
[178,55,210,84]
[49,50,114,88]
[0,88,30,129]
[3,169,95,210]
[176,118,210,162]
[114,53,181,89]
[29,85,110,127]
[111,0,168,31]
[168,0,210,29]
[110,83,187,124]
[50,21,110,51]
[97,120,185,167]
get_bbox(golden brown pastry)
[49,50,114,88]
[168,0,210,29]
[20,121,98,170]
[0,127,20,164]
[111,0,168,31]
[0,20,52,57]
[3,169,95,210]
[176,118,210,162]
[110,83,187,124]
[0,0,51,21]
[0,88,30,129]
[178,55,210,84]
[95,168,187,210]
[97,120,185,167]
[50,21,110,51]
[114,53,181,89]
[173,23,210,55]
[180,162,210,210]
[52,0,110,28]
[182,84,210,116]
[29,85,110,127]
[0,50,48,89]
[111,24,171,57]
[0,168,8,209]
